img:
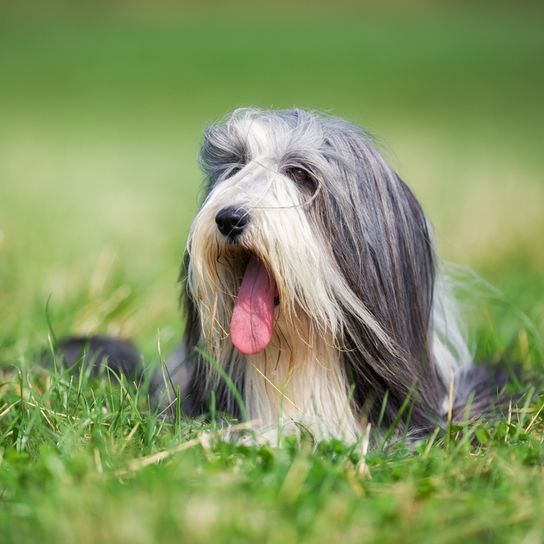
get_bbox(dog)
[56,108,511,444]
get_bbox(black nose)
[215,206,250,239]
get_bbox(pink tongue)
[230,255,276,354]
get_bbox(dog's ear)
[311,124,444,420]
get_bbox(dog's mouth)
[229,253,279,355]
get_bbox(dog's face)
[187,110,353,360]
[186,109,435,379]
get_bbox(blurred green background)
[0,1,543,360]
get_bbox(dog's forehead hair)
[202,108,383,176]
[201,111,381,203]
[227,111,326,163]
[219,114,310,163]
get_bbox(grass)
[1,4,543,543]
[1,362,543,543]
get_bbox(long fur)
[174,108,475,442]
[56,108,510,445]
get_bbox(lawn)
[0,4,543,543]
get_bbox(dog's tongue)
[230,255,276,355]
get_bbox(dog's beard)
[187,216,327,362]
[187,167,329,358]
[187,217,363,441]
[193,244,279,354]
[185,167,401,441]
[186,162,400,366]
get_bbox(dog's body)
[59,108,509,444]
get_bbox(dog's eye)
[225,166,242,179]
[286,167,315,186]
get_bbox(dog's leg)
[49,335,209,417]
[48,335,144,381]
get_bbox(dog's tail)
[450,362,520,423]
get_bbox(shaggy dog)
[58,108,510,444]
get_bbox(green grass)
[1,4,543,543]
[1,363,543,544]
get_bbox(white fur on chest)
[244,330,362,444]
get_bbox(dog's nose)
[215,207,249,239]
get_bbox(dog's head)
[184,108,445,412]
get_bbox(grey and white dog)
[60,108,509,443]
